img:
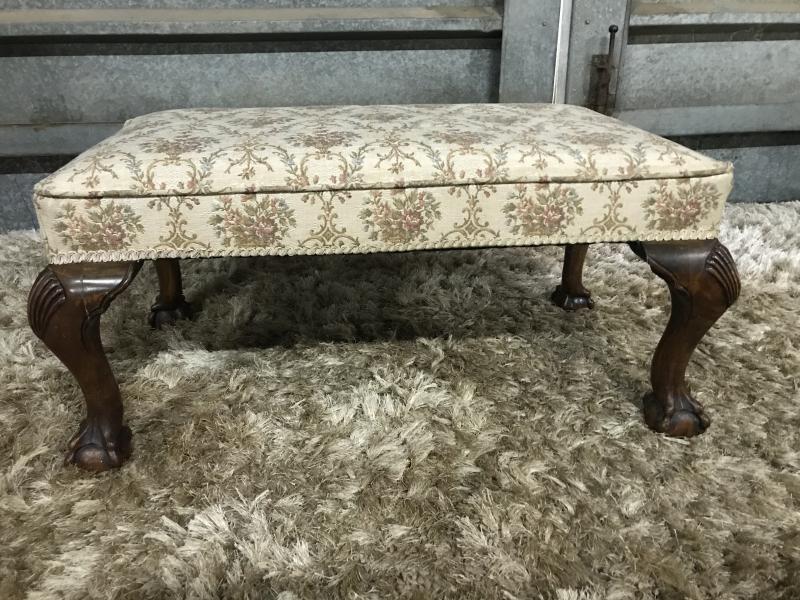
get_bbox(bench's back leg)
[28,261,143,471]
[637,239,740,437]
[551,243,594,310]
[149,258,193,329]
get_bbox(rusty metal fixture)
[587,24,619,115]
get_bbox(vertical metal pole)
[552,0,574,104]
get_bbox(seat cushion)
[33,103,733,263]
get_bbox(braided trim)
[44,227,720,265]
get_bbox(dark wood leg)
[149,258,192,329]
[551,243,594,310]
[632,239,740,437]
[28,261,143,471]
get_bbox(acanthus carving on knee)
[28,267,67,340]
[636,239,740,319]
[705,241,740,307]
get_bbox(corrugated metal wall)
[619,0,800,203]
[1,0,797,231]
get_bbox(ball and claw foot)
[65,420,133,472]
[552,244,594,311]
[551,285,595,311]
[643,391,711,437]
[148,298,193,329]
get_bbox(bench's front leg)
[551,243,594,310]
[633,239,740,437]
[149,258,192,328]
[28,261,143,471]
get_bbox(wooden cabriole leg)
[28,261,143,471]
[149,258,192,329]
[631,239,740,437]
[551,243,594,310]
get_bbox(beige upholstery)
[33,103,733,264]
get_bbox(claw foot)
[149,298,193,329]
[642,391,711,438]
[66,420,132,472]
[551,285,594,311]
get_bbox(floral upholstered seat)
[33,103,732,264]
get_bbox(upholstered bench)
[28,103,740,472]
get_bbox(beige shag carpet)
[1,202,799,600]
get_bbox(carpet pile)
[1,202,798,599]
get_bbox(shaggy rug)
[1,202,798,600]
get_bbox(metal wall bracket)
[587,24,618,115]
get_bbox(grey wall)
[1,0,508,230]
[0,173,40,231]
[616,0,800,204]
[5,1,496,7]
[1,0,798,232]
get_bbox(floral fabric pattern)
[210,195,296,248]
[52,200,144,252]
[360,189,441,244]
[644,179,723,231]
[32,104,733,264]
[503,184,584,237]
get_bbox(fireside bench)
[28,103,740,471]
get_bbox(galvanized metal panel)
[6,0,496,8]
[703,144,800,202]
[499,0,561,102]
[0,48,500,126]
[0,6,502,36]
[616,40,800,110]
[0,123,121,156]
[616,103,800,135]
[632,0,800,25]
[0,173,43,232]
